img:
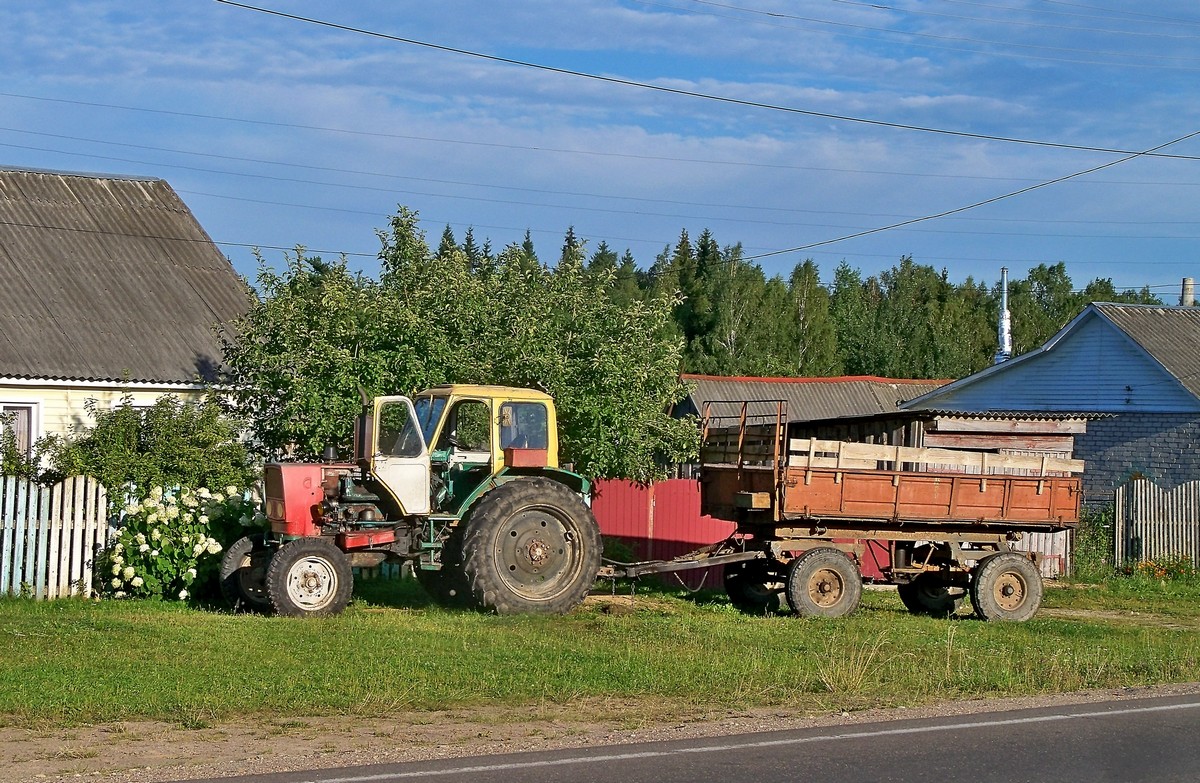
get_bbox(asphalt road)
[200,692,1200,783]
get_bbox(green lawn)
[1,576,1197,728]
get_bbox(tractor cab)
[357,385,560,517]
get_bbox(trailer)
[603,400,1082,621]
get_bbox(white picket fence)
[1115,478,1200,565]
[0,476,109,599]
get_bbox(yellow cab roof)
[419,384,554,403]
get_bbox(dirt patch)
[6,683,1200,783]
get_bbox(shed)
[0,166,249,459]
[901,303,1200,504]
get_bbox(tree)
[787,260,842,376]
[222,207,697,481]
[221,249,391,460]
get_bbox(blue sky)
[3,0,1200,298]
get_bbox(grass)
[0,576,1197,728]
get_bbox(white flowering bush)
[97,485,267,601]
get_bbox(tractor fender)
[452,467,591,520]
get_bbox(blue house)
[901,303,1200,505]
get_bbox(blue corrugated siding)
[925,315,1200,414]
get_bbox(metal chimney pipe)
[1182,277,1195,307]
[994,267,1012,364]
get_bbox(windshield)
[413,395,448,445]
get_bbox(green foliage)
[1071,506,1116,581]
[36,393,255,500]
[223,209,697,481]
[96,486,265,601]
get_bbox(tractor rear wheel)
[265,537,353,617]
[461,478,601,615]
[219,534,271,612]
[724,559,788,615]
[786,548,862,618]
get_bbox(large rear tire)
[969,552,1043,622]
[724,559,788,615]
[460,478,601,615]
[265,537,353,617]
[786,548,862,618]
[218,534,271,612]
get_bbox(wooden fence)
[0,476,109,599]
[1115,478,1200,565]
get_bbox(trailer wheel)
[897,574,964,617]
[786,548,862,618]
[969,552,1042,622]
[265,537,353,617]
[461,478,601,615]
[218,534,271,612]
[724,559,788,615]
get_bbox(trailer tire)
[786,548,862,618]
[969,552,1042,622]
[265,537,353,617]
[461,478,601,615]
[218,534,271,612]
[897,574,964,618]
[724,559,788,615]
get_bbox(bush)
[1071,505,1115,581]
[96,485,267,601]
[37,392,257,506]
[1121,554,1198,582]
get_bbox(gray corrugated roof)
[0,167,248,383]
[1094,303,1200,401]
[682,374,948,423]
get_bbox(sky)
[3,0,1200,299]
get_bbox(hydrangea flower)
[111,577,122,589]
[131,576,144,588]
[122,566,135,580]
[178,589,189,600]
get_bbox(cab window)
[437,400,491,452]
[499,402,548,449]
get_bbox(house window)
[0,404,34,457]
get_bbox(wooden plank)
[787,438,1083,474]
[35,484,52,601]
[931,417,1087,434]
[923,433,1074,452]
[0,477,14,595]
[13,482,28,596]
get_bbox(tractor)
[220,385,602,617]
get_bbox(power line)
[211,0,1200,160]
[745,127,1200,260]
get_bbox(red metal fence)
[592,478,892,587]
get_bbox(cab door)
[371,396,431,516]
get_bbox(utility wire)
[745,127,1200,260]
[212,0,1200,160]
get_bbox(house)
[0,166,249,460]
[900,303,1200,506]
[676,373,948,445]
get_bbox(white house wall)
[0,381,209,447]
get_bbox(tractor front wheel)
[461,478,601,614]
[969,552,1043,622]
[786,548,862,618]
[265,537,353,617]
